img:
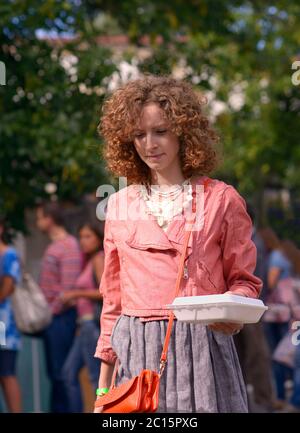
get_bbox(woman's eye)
[134,129,167,138]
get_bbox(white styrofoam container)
[165,293,268,324]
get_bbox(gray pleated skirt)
[110,315,248,413]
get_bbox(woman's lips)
[147,153,165,160]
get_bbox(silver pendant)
[157,215,164,226]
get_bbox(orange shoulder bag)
[94,179,209,413]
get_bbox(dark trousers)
[234,322,274,408]
[62,320,101,412]
[291,343,300,407]
[263,321,293,401]
[43,308,77,413]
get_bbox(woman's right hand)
[93,399,103,413]
[93,360,115,413]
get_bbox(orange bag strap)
[158,177,211,377]
[110,177,211,387]
[110,357,120,390]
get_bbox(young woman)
[94,75,262,413]
[61,222,104,412]
[259,227,294,408]
[0,218,22,413]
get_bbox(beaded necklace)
[139,177,193,229]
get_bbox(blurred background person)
[0,217,22,412]
[61,222,104,413]
[278,239,300,412]
[259,227,294,409]
[36,202,81,413]
[234,205,275,412]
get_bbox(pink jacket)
[94,176,262,364]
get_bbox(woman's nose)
[144,133,158,151]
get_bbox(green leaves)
[1,1,299,231]
[0,2,117,230]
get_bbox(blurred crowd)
[234,205,300,412]
[0,203,104,413]
[1,201,300,412]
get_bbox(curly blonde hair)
[98,74,220,186]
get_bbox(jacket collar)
[125,175,207,257]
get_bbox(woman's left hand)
[208,290,245,335]
[60,290,78,305]
[208,322,243,335]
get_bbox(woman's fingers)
[222,322,243,333]
[208,323,229,333]
[93,405,103,413]
[93,399,104,413]
[208,322,243,335]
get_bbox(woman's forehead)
[136,103,168,128]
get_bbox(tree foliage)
[1,1,299,231]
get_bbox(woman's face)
[133,102,181,178]
[79,226,101,254]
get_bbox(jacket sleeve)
[219,186,263,298]
[94,193,122,364]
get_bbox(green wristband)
[96,387,109,396]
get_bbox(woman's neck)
[0,242,8,254]
[85,249,100,260]
[150,170,186,187]
[49,226,68,242]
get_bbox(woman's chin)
[147,159,168,168]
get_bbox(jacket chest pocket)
[125,237,178,253]
[123,239,178,268]
[122,237,178,274]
